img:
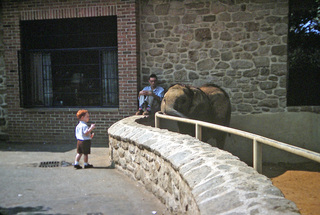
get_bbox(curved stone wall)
[108,116,299,215]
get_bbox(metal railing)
[155,112,320,174]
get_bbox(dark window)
[288,0,320,106]
[19,16,118,107]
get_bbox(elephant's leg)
[178,122,195,137]
[216,132,227,149]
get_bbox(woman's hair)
[76,109,88,119]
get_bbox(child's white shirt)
[75,121,91,141]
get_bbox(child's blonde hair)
[76,109,88,120]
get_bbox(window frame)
[19,16,119,108]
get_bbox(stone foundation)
[108,116,299,214]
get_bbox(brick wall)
[1,0,139,144]
[0,1,8,140]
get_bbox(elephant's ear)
[183,85,194,99]
[188,87,210,120]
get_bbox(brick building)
[1,0,139,144]
[1,0,319,147]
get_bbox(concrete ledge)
[108,116,300,215]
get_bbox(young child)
[74,110,96,169]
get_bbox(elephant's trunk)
[162,106,188,118]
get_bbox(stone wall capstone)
[108,116,300,215]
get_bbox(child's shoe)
[84,164,94,169]
[74,164,82,169]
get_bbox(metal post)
[195,123,202,141]
[155,113,160,128]
[253,139,262,174]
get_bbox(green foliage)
[288,0,320,106]
[289,0,320,70]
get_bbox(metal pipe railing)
[155,112,320,173]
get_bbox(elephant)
[160,83,231,149]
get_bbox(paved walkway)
[0,143,169,215]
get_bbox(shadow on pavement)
[0,206,56,215]
[0,142,109,153]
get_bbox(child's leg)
[75,153,82,165]
[83,154,93,168]
[84,154,88,164]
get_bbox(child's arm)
[84,124,96,136]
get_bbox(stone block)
[220,31,232,41]
[165,42,178,53]
[155,30,170,38]
[188,50,199,62]
[215,61,230,69]
[258,99,278,108]
[198,191,243,214]
[230,60,254,69]
[174,70,188,81]
[259,81,277,90]
[182,14,197,24]
[189,71,199,80]
[244,42,258,51]
[275,23,288,36]
[195,28,212,42]
[221,51,233,61]
[232,11,253,21]
[211,2,226,14]
[197,59,215,71]
[149,48,163,56]
[271,45,287,56]
[245,22,260,31]
[203,15,216,22]
[143,23,154,32]
[237,104,253,112]
[218,12,231,21]
[183,165,211,188]
[253,57,270,67]
[155,4,170,15]
[243,69,259,77]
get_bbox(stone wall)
[108,116,300,214]
[139,0,319,114]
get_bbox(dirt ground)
[272,170,320,215]
[263,163,320,215]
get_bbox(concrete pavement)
[0,142,169,215]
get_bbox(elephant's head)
[161,84,210,120]
[161,84,192,118]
